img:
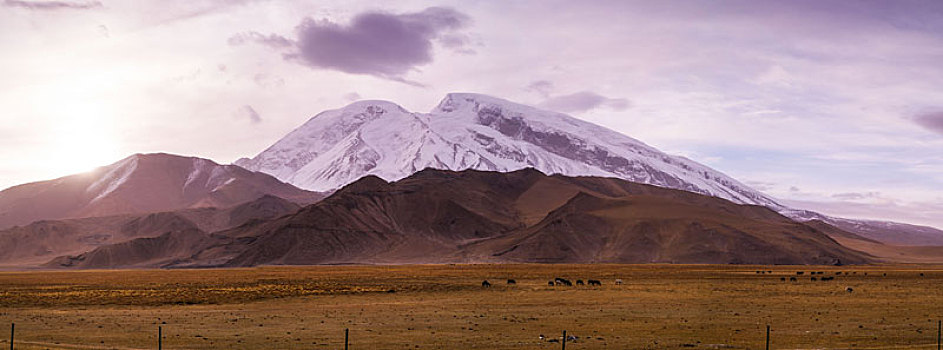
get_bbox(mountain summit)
[237,93,781,208]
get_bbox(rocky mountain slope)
[0,195,303,267]
[0,153,323,230]
[56,169,870,268]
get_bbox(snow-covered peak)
[236,93,784,208]
[433,92,512,114]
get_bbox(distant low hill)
[0,153,323,230]
[0,195,303,267]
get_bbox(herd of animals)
[480,270,930,292]
[761,270,887,285]
[479,277,622,288]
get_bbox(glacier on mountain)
[236,93,783,208]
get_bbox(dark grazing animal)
[588,279,602,286]
[548,281,555,286]
[507,279,516,285]
[811,277,817,281]
[789,277,797,282]
[796,272,804,275]
[576,279,585,285]
[482,280,491,287]
[554,278,573,286]
[780,277,786,281]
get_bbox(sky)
[0,0,941,229]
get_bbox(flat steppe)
[1,264,942,349]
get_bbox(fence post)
[344,328,349,350]
[158,326,162,350]
[937,319,940,350]
[766,325,770,350]
[561,329,566,350]
[9,323,12,350]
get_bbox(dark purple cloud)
[230,7,470,82]
[3,0,101,10]
[914,111,943,135]
[540,91,630,114]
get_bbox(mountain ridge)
[0,194,304,267]
[0,153,323,230]
[62,168,870,268]
[236,93,782,209]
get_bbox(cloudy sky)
[1,0,941,228]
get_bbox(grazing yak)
[548,281,555,286]
[507,279,517,285]
[554,278,573,286]
[789,277,798,282]
[588,280,602,286]
[796,272,805,275]
[576,280,585,285]
[482,280,492,287]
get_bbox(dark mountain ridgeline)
[69,168,872,268]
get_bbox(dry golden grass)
[1,264,942,349]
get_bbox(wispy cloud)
[234,105,262,124]
[525,80,554,98]
[343,92,361,101]
[540,91,630,114]
[228,31,293,48]
[3,0,101,10]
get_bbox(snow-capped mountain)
[237,93,782,208]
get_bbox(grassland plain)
[1,264,942,349]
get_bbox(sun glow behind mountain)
[45,78,122,176]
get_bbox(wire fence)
[4,321,943,350]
